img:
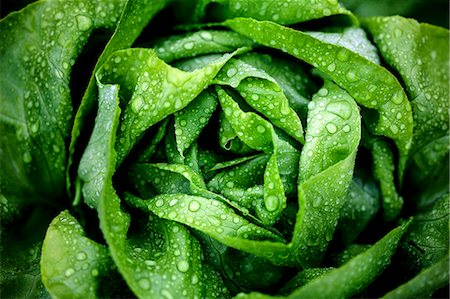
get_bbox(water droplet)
[326,123,337,134]
[161,289,174,299]
[155,199,164,207]
[184,42,194,50]
[326,100,352,119]
[226,67,237,77]
[177,260,190,272]
[318,88,328,97]
[23,152,32,163]
[132,96,144,113]
[91,269,99,276]
[76,15,92,31]
[312,196,322,208]
[200,31,213,40]
[188,200,200,212]
[145,260,157,267]
[53,144,60,153]
[256,125,266,133]
[265,195,279,212]
[65,268,75,277]
[337,49,349,61]
[390,124,399,134]
[346,71,358,82]
[138,278,150,290]
[390,90,404,105]
[342,125,350,133]
[76,251,87,261]
[191,273,199,284]
[30,122,39,133]
[327,63,336,72]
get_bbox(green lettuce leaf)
[41,210,121,298]
[224,17,413,177]
[0,0,125,221]
[235,220,411,298]
[193,0,353,24]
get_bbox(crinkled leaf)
[78,84,121,209]
[214,58,305,144]
[363,135,403,221]
[288,220,411,299]
[216,86,289,225]
[127,193,288,258]
[78,76,228,298]
[306,27,380,64]
[398,194,449,274]
[239,52,316,120]
[68,0,170,190]
[363,16,449,155]
[96,48,236,163]
[225,17,413,176]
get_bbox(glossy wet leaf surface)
[1,1,448,298]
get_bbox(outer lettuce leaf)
[193,0,353,24]
[398,194,449,274]
[0,0,125,221]
[363,16,449,153]
[306,27,380,64]
[381,254,449,299]
[68,0,171,193]
[235,220,411,298]
[363,16,450,205]
[40,210,120,298]
[224,18,413,176]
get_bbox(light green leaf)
[68,0,170,192]
[193,0,353,24]
[78,73,228,298]
[224,17,413,176]
[235,221,411,299]
[174,88,218,155]
[41,211,116,299]
[96,48,236,163]
[216,86,288,225]
[363,16,449,155]
[292,81,361,267]
[155,30,254,63]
